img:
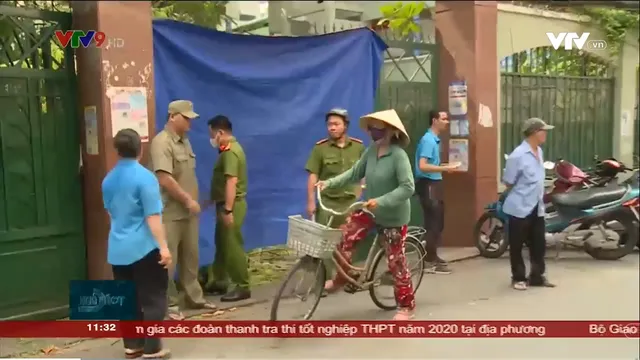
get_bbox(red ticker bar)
[0,321,638,338]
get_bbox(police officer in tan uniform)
[306,109,365,226]
[150,100,216,320]
[305,109,365,267]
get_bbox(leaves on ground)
[247,246,296,287]
[41,345,60,355]
[195,309,226,319]
[197,246,296,288]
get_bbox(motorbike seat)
[551,184,628,209]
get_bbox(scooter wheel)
[474,211,509,259]
[584,209,638,260]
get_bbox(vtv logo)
[546,32,607,50]
[546,32,589,50]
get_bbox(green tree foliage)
[151,1,232,29]
[574,7,639,56]
[377,1,427,38]
[0,0,231,67]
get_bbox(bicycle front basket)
[287,215,342,258]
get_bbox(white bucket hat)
[359,109,410,147]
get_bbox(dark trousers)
[416,178,445,262]
[112,249,168,354]
[507,206,546,282]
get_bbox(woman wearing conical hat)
[316,109,417,320]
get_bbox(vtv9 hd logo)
[54,30,124,49]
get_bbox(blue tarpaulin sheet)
[152,20,387,266]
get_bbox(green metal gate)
[0,5,85,320]
[375,31,438,226]
[500,47,615,170]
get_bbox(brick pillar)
[435,1,499,247]
[72,1,156,279]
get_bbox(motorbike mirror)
[543,161,555,170]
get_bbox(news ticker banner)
[0,321,638,338]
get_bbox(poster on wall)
[450,119,469,137]
[458,119,469,136]
[448,81,468,116]
[107,87,150,142]
[84,106,99,155]
[621,110,631,137]
[448,138,469,172]
[478,103,493,128]
[450,120,460,136]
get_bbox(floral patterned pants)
[331,210,415,310]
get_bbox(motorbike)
[547,181,639,260]
[475,156,636,259]
[617,169,639,248]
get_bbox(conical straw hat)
[359,109,410,147]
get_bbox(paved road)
[55,252,639,359]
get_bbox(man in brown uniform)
[150,100,216,320]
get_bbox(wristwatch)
[222,208,233,214]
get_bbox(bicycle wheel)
[269,255,326,321]
[368,235,426,311]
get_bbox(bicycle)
[269,187,427,321]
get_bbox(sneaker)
[425,261,452,274]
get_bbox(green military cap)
[326,108,349,123]
[522,117,554,137]
[168,100,199,119]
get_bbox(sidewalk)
[0,247,479,358]
[37,252,640,359]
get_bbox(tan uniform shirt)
[305,137,365,201]
[150,128,199,221]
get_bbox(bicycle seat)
[551,184,628,209]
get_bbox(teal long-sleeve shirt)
[324,144,415,227]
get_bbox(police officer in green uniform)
[204,115,251,302]
[305,108,365,229]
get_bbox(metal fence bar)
[500,73,614,170]
[635,71,639,168]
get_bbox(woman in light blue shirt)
[102,129,172,359]
[502,118,556,291]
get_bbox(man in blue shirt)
[503,118,556,291]
[102,129,172,359]
[415,110,460,274]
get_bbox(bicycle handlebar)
[316,186,374,217]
